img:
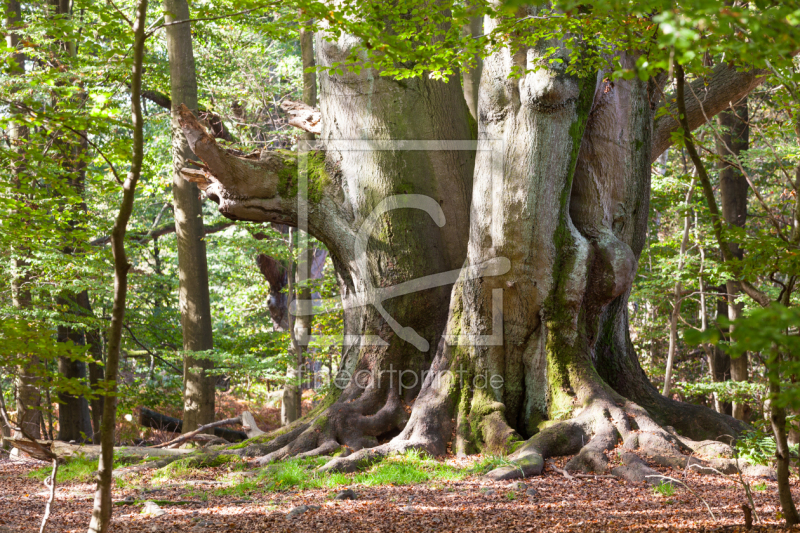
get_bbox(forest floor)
[1,452,799,532]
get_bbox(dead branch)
[39,458,58,533]
[152,416,243,449]
[547,461,576,481]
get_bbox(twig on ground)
[548,461,576,481]
[645,474,716,522]
[686,462,760,523]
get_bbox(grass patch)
[28,457,98,484]
[214,449,495,497]
[653,481,675,497]
[752,482,768,492]
[185,489,210,502]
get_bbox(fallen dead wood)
[6,439,193,462]
[138,407,247,442]
[152,416,242,449]
[7,438,58,463]
[115,499,202,507]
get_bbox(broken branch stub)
[280,99,321,134]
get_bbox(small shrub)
[653,481,675,497]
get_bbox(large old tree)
[174,2,794,477]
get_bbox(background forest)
[1,0,800,531]
[1,0,345,446]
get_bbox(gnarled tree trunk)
[175,8,764,476]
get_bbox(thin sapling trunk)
[87,1,147,531]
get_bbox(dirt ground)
[1,454,798,532]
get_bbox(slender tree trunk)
[163,0,215,434]
[280,24,318,423]
[717,100,749,421]
[698,249,729,414]
[662,178,695,396]
[299,19,316,138]
[770,353,800,527]
[47,0,95,443]
[87,2,147,531]
[77,292,106,444]
[281,230,301,425]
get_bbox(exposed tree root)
[481,395,695,483]
[235,384,413,469]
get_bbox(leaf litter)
[0,453,797,532]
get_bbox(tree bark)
[87,2,147,531]
[717,100,750,421]
[45,0,97,444]
[56,342,93,442]
[163,0,216,434]
[461,14,482,121]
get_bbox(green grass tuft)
[28,457,98,484]
[213,449,491,497]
